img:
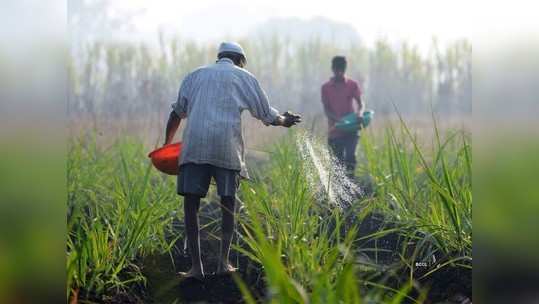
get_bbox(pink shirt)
[321,77,362,138]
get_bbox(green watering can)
[334,110,374,132]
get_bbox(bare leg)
[217,195,237,274]
[180,194,204,279]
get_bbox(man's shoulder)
[321,80,333,90]
[191,65,212,75]
[186,64,258,86]
[232,66,256,79]
[345,78,360,88]
[205,63,256,78]
[184,64,229,80]
[182,66,206,81]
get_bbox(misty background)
[67,0,471,143]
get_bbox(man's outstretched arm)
[164,111,182,145]
[247,78,301,128]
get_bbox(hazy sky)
[112,0,536,51]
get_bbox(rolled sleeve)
[172,99,187,118]
[172,75,190,117]
[263,106,279,125]
[246,77,279,125]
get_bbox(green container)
[335,110,374,132]
[362,110,373,127]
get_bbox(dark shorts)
[177,163,240,198]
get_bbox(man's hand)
[272,111,302,128]
[356,111,364,123]
[282,111,302,127]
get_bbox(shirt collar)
[217,57,234,64]
[331,76,347,84]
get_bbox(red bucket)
[148,142,182,175]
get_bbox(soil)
[356,212,403,264]
[141,198,266,304]
[98,187,471,303]
[355,212,472,304]
[141,246,265,304]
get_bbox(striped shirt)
[172,58,279,178]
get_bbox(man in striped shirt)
[164,42,301,279]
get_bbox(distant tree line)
[68,35,471,125]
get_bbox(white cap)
[218,42,246,57]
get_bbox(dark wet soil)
[100,186,471,303]
[421,266,472,303]
[355,212,472,303]
[141,246,265,304]
[356,212,403,264]
[141,198,266,304]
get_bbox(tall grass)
[232,134,428,302]
[236,140,360,301]
[233,115,471,302]
[358,114,472,278]
[66,115,471,303]
[66,135,181,302]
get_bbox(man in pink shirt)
[321,56,363,177]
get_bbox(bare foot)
[216,263,238,275]
[178,268,205,281]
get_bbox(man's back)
[184,59,250,131]
[173,57,278,177]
